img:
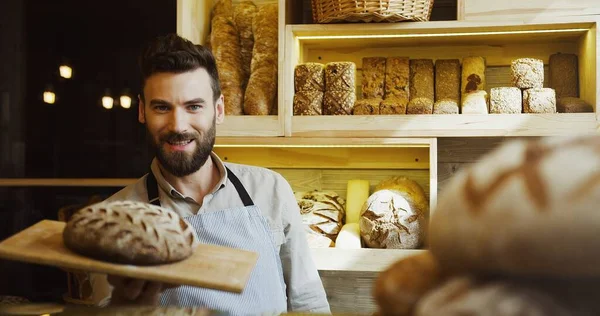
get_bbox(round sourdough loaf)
[359,177,428,249]
[63,200,198,265]
[429,135,600,277]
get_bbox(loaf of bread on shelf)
[359,177,428,249]
[385,57,410,100]
[549,53,579,98]
[461,90,488,114]
[511,58,544,89]
[294,62,325,92]
[490,87,522,114]
[428,135,600,278]
[415,275,600,316]
[434,59,460,114]
[325,62,356,91]
[362,57,386,99]
[557,97,593,113]
[211,15,244,115]
[374,251,443,316]
[294,190,345,243]
[233,1,258,91]
[353,98,381,115]
[63,201,198,266]
[305,228,335,248]
[523,88,556,113]
[461,57,486,101]
[244,3,278,115]
[211,0,233,18]
[323,90,356,115]
[293,90,323,115]
[380,97,408,114]
[408,59,434,114]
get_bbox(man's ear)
[215,94,225,124]
[138,94,145,124]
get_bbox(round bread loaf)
[429,135,600,277]
[294,190,345,242]
[63,200,198,265]
[414,276,575,316]
[374,251,443,316]
[359,177,428,249]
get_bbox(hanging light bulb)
[120,95,131,109]
[59,65,72,79]
[102,94,114,109]
[43,90,56,104]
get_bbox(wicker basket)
[312,0,434,23]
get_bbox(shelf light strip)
[214,144,430,148]
[296,28,589,40]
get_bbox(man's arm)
[277,175,331,314]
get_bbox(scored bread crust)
[63,200,198,265]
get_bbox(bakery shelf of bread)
[212,137,438,272]
[285,16,599,137]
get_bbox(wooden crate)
[285,16,600,137]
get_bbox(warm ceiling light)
[43,91,56,104]
[102,96,114,109]
[59,65,72,79]
[120,95,131,109]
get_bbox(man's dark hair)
[139,33,221,102]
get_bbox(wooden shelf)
[310,248,426,272]
[290,113,599,137]
[216,115,282,137]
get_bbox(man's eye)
[155,105,169,111]
[189,104,203,110]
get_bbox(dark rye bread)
[429,135,600,278]
[63,201,198,266]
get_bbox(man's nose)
[168,108,188,133]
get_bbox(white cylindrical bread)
[429,135,600,278]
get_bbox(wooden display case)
[212,137,437,273]
[285,16,599,137]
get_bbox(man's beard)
[146,119,216,177]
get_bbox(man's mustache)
[160,132,198,143]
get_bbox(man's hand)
[107,275,178,306]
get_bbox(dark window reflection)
[0,0,175,302]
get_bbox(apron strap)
[145,165,255,207]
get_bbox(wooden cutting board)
[0,220,258,294]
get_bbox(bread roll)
[381,97,407,115]
[293,90,323,115]
[362,57,386,98]
[385,57,410,100]
[374,251,443,316]
[63,201,198,266]
[325,62,356,91]
[549,53,579,98]
[295,190,345,242]
[433,100,459,114]
[490,87,522,114]
[557,97,593,113]
[211,16,244,115]
[359,177,428,249]
[461,56,486,99]
[429,135,600,277]
[233,1,257,91]
[511,58,544,89]
[461,90,488,114]
[294,63,325,92]
[415,275,600,316]
[353,98,381,115]
[244,4,278,115]
[408,59,434,114]
[323,90,356,115]
[523,88,556,113]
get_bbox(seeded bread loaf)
[63,201,198,266]
[434,59,460,115]
[323,90,356,115]
[353,98,381,115]
[325,62,356,91]
[384,57,410,100]
[490,87,522,114]
[293,90,323,115]
[362,57,386,98]
[549,53,579,98]
[523,88,556,113]
[408,59,434,114]
[511,58,544,89]
[294,63,325,92]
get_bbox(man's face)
[139,68,224,177]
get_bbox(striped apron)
[145,167,288,315]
